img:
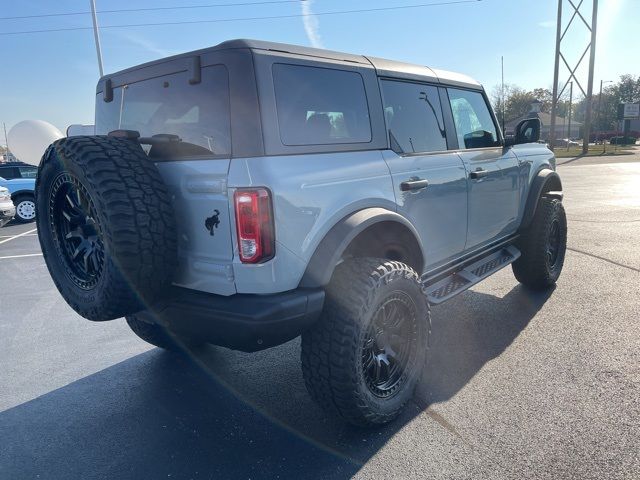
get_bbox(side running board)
[422,245,521,305]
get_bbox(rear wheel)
[14,195,36,223]
[301,258,430,426]
[513,197,567,290]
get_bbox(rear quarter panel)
[228,151,397,293]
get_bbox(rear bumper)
[138,286,325,352]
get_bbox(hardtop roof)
[100,38,482,90]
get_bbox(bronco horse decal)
[205,209,221,236]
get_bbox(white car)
[0,186,16,227]
[557,138,580,148]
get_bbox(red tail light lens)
[234,188,275,263]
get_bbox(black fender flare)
[520,169,563,231]
[299,208,425,288]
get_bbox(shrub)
[609,136,638,145]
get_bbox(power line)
[0,0,482,36]
[0,0,305,21]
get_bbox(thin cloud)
[301,0,324,48]
[538,20,555,28]
[117,31,175,57]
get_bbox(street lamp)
[597,79,613,151]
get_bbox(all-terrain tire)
[126,314,201,351]
[36,136,177,321]
[301,258,430,426]
[13,194,36,223]
[512,197,567,290]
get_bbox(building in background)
[505,100,582,142]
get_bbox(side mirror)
[504,118,541,147]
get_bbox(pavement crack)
[567,247,640,273]
[424,407,469,445]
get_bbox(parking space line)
[0,253,43,260]
[0,233,37,239]
[0,228,38,245]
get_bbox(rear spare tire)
[36,136,177,321]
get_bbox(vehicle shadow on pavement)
[416,284,554,406]
[0,284,552,479]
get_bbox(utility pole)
[90,0,104,77]
[549,0,562,151]
[597,79,612,151]
[582,0,598,155]
[567,81,573,151]
[549,0,598,154]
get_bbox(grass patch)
[554,145,635,158]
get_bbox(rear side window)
[272,64,371,146]
[447,88,499,149]
[19,167,37,178]
[381,80,447,154]
[96,65,231,157]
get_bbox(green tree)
[574,74,640,132]
[490,84,536,125]
[490,85,570,124]
[614,74,640,103]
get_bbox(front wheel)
[512,197,567,290]
[301,258,430,426]
[14,195,36,223]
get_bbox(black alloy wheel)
[361,293,418,398]
[512,196,567,290]
[301,258,430,426]
[546,219,561,269]
[49,173,105,290]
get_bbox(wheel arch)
[520,169,563,231]
[299,208,425,288]
[10,189,35,201]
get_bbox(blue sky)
[0,0,637,135]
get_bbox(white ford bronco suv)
[36,40,566,426]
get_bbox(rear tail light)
[234,188,275,263]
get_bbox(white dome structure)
[7,120,64,166]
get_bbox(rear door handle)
[400,179,429,191]
[469,169,488,179]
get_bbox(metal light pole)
[90,0,104,77]
[501,55,505,135]
[2,122,9,161]
[597,79,612,151]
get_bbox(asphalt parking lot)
[1,154,639,479]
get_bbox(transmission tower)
[549,0,598,154]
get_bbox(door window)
[447,89,499,149]
[0,167,19,179]
[272,64,372,146]
[381,80,447,154]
